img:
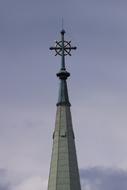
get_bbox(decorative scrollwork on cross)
[50,30,77,57]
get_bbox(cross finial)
[50,30,77,70]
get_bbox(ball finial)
[61,29,65,35]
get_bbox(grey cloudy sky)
[0,0,127,189]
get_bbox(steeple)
[48,30,81,190]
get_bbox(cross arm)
[50,47,62,50]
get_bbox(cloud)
[80,167,127,190]
[1,167,127,190]
[0,169,47,190]
[13,176,47,190]
[0,169,11,190]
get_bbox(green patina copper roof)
[48,30,81,190]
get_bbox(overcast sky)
[0,0,127,190]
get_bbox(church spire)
[48,30,81,190]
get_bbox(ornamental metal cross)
[50,29,77,70]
